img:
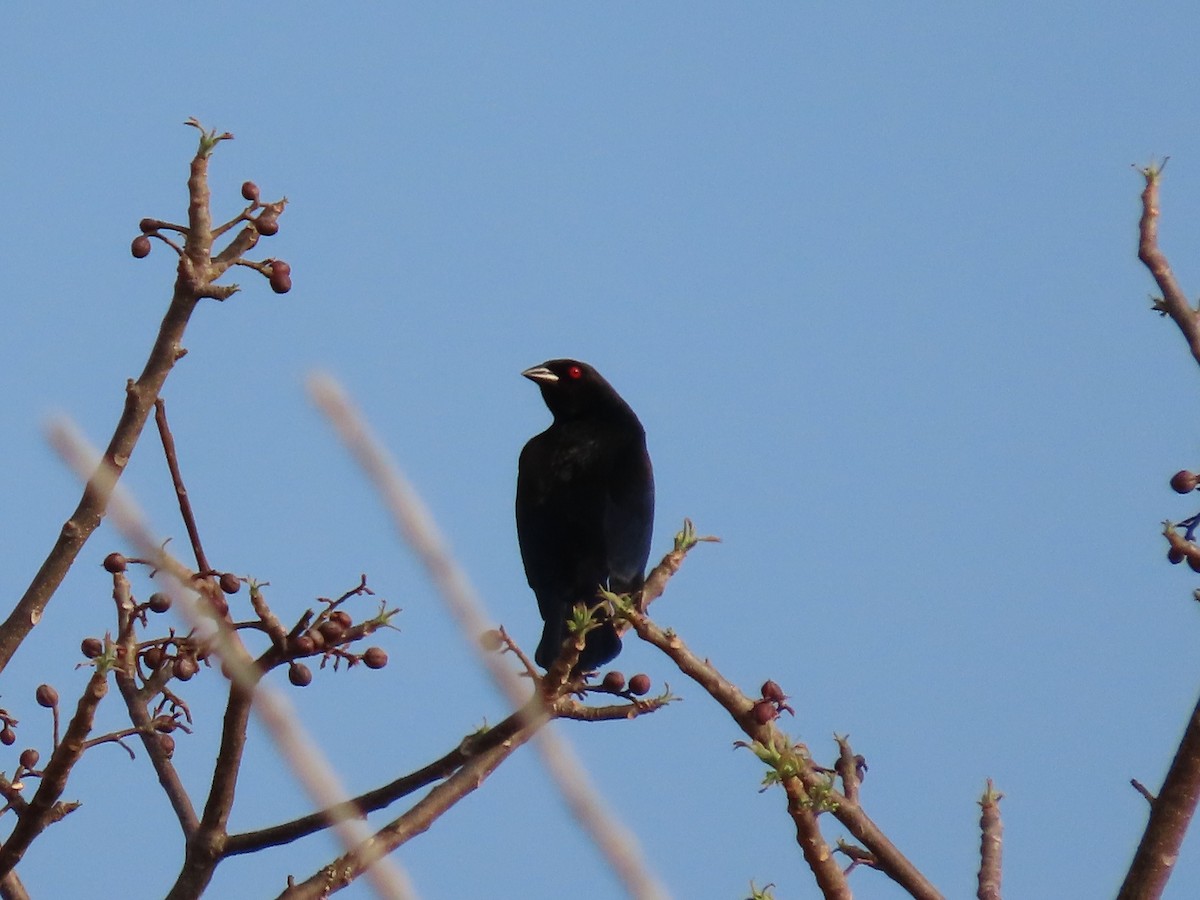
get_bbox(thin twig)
[155,398,212,573]
[0,870,30,900]
[308,372,669,900]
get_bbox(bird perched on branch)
[516,359,655,672]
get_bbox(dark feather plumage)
[516,359,654,671]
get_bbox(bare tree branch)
[977,780,1003,900]
[308,372,669,900]
[47,418,415,900]
[0,669,108,876]
[623,602,944,900]
[1120,164,1200,900]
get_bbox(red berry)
[35,684,59,708]
[628,673,651,696]
[138,218,158,234]
[255,213,279,236]
[174,656,198,681]
[362,647,388,669]
[241,181,260,203]
[159,733,176,757]
[269,270,292,294]
[329,610,351,628]
[289,662,313,687]
[0,727,15,747]
[219,573,241,595]
[318,620,345,644]
[601,671,626,692]
[131,235,152,258]
[761,680,786,702]
[143,646,165,669]
[81,637,103,659]
[292,634,316,656]
[19,748,39,770]
[103,552,128,573]
[1172,470,1200,494]
[147,592,172,613]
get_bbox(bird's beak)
[522,365,558,384]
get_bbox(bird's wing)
[603,439,655,593]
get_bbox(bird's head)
[522,359,632,421]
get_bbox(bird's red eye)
[567,365,583,380]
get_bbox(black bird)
[516,359,655,671]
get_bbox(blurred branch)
[308,372,669,900]
[0,870,30,900]
[226,696,543,856]
[277,705,546,900]
[47,418,415,900]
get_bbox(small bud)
[1170,546,1187,565]
[752,700,779,725]
[143,646,165,669]
[241,181,260,203]
[0,727,15,747]
[35,684,59,708]
[131,235,152,258]
[219,573,241,595]
[147,592,172,613]
[153,716,176,733]
[81,637,103,659]
[138,218,158,234]
[329,610,351,629]
[174,656,198,681]
[628,673,651,696]
[289,662,313,687]
[1171,470,1199,494]
[158,733,176,758]
[761,680,786,702]
[362,647,388,669]
[601,670,626,692]
[103,552,128,573]
[18,748,39,770]
[292,634,316,656]
[318,620,345,644]
[255,213,279,236]
[478,629,504,652]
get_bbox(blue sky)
[4,4,1200,898]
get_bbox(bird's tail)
[535,614,622,672]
